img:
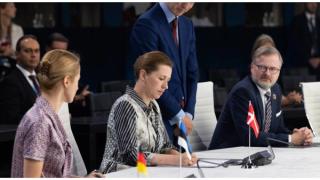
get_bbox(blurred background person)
[0,3,23,58]
[0,35,40,125]
[289,3,320,80]
[46,32,91,107]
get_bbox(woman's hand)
[85,170,105,178]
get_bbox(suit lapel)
[178,18,187,97]
[16,68,37,99]
[255,88,264,130]
[156,4,182,78]
[249,77,264,129]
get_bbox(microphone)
[241,138,278,168]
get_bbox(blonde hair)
[37,49,80,91]
[252,46,283,65]
[251,34,275,56]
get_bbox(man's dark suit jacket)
[288,13,320,67]
[209,76,290,149]
[128,3,199,139]
[0,67,37,124]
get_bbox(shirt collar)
[255,83,271,97]
[16,64,36,77]
[125,86,159,114]
[305,11,315,20]
[159,2,178,24]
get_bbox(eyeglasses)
[254,63,280,74]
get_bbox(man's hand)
[291,128,306,145]
[302,127,313,146]
[182,115,193,135]
[291,127,314,146]
[309,57,320,69]
[173,115,193,136]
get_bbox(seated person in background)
[0,35,40,125]
[209,46,313,150]
[46,32,90,108]
[11,49,102,178]
[252,34,303,107]
[99,51,197,173]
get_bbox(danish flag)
[246,101,260,138]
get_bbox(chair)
[300,82,320,138]
[101,80,133,94]
[208,68,238,88]
[214,86,228,117]
[189,81,217,152]
[88,91,122,117]
[282,67,310,76]
[281,75,317,94]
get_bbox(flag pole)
[248,124,252,164]
[179,145,182,178]
[179,119,182,178]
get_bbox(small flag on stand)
[177,120,192,160]
[136,150,147,176]
[247,101,260,138]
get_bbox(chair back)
[190,81,217,151]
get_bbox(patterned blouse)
[11,97,73,177]
[99,87,175,173]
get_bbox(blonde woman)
[11,49,102,178]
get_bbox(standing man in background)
[289,3,320,79]
[128,2,199,145]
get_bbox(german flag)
[137,151,147,176]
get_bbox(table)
[107,146,320,178]
[0,125,16,142]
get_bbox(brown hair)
[37,49,80,91]
[134,51,173,79]
[251,34,275,56]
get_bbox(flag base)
[241,161,257,169]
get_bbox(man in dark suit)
[0,35,40,124]
[209,46,313,149]
[289,3,320,78]
[128,3,199,143]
